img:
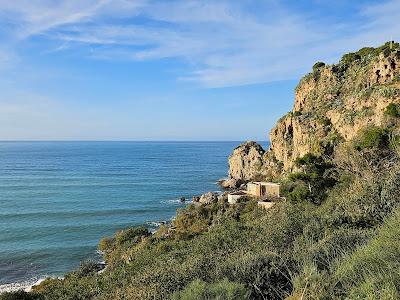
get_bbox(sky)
[0,0,400,141]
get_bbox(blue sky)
[0,0,399,141]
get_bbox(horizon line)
[0,140,269,143]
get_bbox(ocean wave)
[145,220,167,228]
[0,276,49,294]
[160,198,192,204]
[96,249,105,256]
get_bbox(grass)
[334,209,400,299]
[171,279,249,300]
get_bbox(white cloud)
[0,0,399,87]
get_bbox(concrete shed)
[247,182,280,198]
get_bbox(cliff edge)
[228,42,400,182]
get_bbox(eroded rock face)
[270,113,329,170]
[369,52,400,85]
[228,142,265,181]
[219,178,243,189]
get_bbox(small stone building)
[247,182,280,198]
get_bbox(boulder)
[199,192,219,204]
[192,196,200,202]
[219,178,242,189]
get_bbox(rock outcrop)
[199,192,219,204]
[228,142,265,181]
[219,178,243,189]
[222,141,282,184]
[227,42,400,181]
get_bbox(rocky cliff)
[228,42,400,183]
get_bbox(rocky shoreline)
[0,277,50,294]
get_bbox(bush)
[283,180,310,202]
[293,111,302,117]
[322,165,400,229]
[312,62,325,71]
[354,126,389,150]
[356,47,375,57]
[171,279,249,300]
[98,236,115,252]
[74,260,102,277]
[115,226,150,246]
[0,291,42,300]
[285,154,336,204]
[340,52,361,65]
[340,43,399,66]
[385,103,400,118]
[333,208,400,299]
[374,41,400,57]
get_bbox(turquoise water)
[0,141,244,287]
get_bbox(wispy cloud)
[0,0,399,87]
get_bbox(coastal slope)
[3,42,400,300]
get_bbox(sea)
[0,141,254,292]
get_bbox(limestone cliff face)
[228,142,265,181]
[228,43,400,181]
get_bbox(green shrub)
[376,87,400,98]
[340,52,361,65]
[115,226,150,246]
[312,61,325,71]
[339,42,399,68]
[322,166,400,229]
[293,226,371,271]
[98,236,115,252]
[171,279,249,300]
[293,111,302,117]
[385,103,400,118]
[316,115,331,127]
[74,260,102,278]
[288,264,329,300]
[374,41,400,57]
[283,180,310,202]
[356,47,375,57]
[0,291,42,300]
[354,126,389,150]
[333,208,400,299]
[286,154,337,204]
